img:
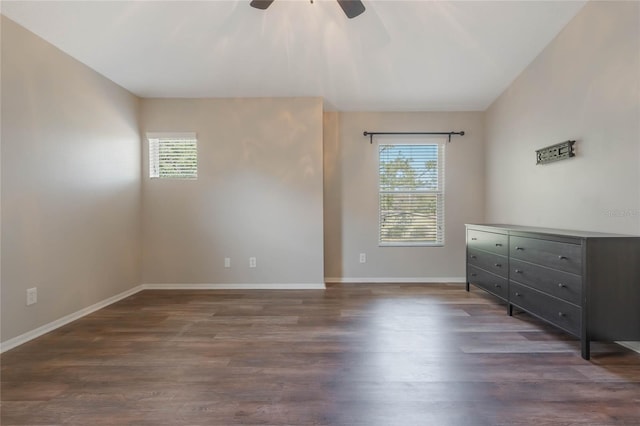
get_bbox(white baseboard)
[142,283,326,290]
[3,281,637,358]
[324,277,466,284]
[0,285,144,353]
[619,341,640,354]
[0,282,325,353]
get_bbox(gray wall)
[324,111,485,281]
[1,16,142,342]
[485,1,640,235]
[140,98,324,286]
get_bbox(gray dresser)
[466,223,640,359]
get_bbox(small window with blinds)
[148,133,198,179]
[379,143,444,246]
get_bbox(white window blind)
[148,133,198,179]
[379,143,445,246]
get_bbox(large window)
[148,133,198,179]
[379,143,444,246]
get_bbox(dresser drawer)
[467,229,508,256]
[468,249,508,278]
[468,265,508,300]
[509,282,581,336]
[510,259,582,305]
[510,236,582,274]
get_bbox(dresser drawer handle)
[558,312,566,317]
[494,284,501,288]
[471,273,477,277]
[515,246,524,250]
[558,283,566,288]
[514,269,522,274]
[558,255,568,260]
[470,255,477,259]
[495,243,502,247]
[515,292,521,297]
[494,263,502,267]
[471,238,477,241]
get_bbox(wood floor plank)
[2,283,640,425]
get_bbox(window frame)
[377,139,445,247]
[147,132,198,180]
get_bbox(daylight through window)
[379,143,444,246]
[148,133,198,179]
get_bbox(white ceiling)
[2,0,586,111]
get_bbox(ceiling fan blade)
[250,0,275,10]
[336,0,365,19]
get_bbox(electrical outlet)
[26,287,37,306]
[249,257,257,268]
[224,257,231,268]
[359,253,366,263]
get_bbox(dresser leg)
[581,339,590,360]
[508,304,513,316]
[466,282,470,292]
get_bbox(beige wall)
[485,1,640,235]
[140,97,324,285]
[324,111,485,281]
[1,16,142,342]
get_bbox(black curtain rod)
[363,131,465,144]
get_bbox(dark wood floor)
[2,283,640,425]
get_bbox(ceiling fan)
[250,0,366,19]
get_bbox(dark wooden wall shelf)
[466,223,640,360]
